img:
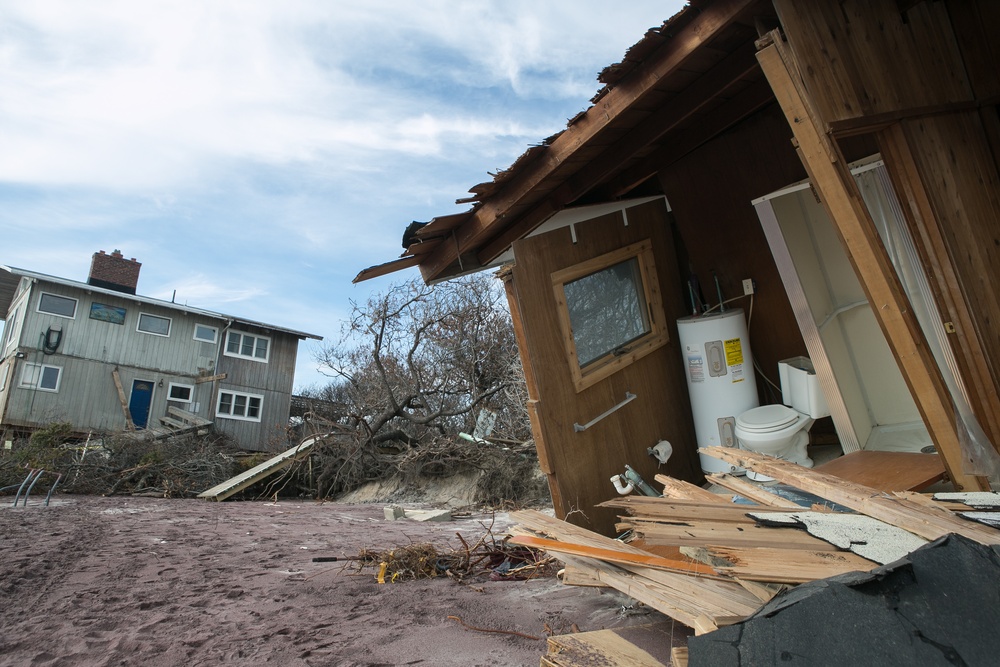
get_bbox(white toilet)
[735,357,829,481]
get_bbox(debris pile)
[511,447,1000,665]
[346,522,556,585]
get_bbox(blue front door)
[129,379,154,429]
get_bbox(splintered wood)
[511,446,1000,641]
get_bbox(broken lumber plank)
[671,646,689,667]
[654,474,732,503]
[197,435,320,500]
[701,447,1000,545]
[511,511,762,619]
[551,553,750,632]
[510,535,722,578]
[707,546,877,583]
[600,497,792,523]
[706,473,802,508]
[558,565,607,588]
[544,624,675,667]
[620,518,833,551]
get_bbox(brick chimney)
[88,250,141,295]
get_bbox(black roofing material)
[689,534,1000,666]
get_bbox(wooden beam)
[194,373,227,384]
[509,534,723,578]
[111,367,135,431]
[755,33,989,491]
[419,0,758,281]
[701,447,1000,544]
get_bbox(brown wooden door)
[507,198,701,536]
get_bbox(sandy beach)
[0,495,683,666]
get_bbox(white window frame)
[167,382,194,403]
[216,389,263,422]
[224,331,270,363]
[0,363,8,392]
[193,323,219,344]
[37,292,78,319]
[19,363,62,392]
[4,304,21,351]
[137,312,172,337]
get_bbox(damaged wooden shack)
[357,0,1000,660]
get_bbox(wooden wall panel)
[879,113,1000,452]
[773,0,973,123]
[658,104,823,396]
[511,200,699,536]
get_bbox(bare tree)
[309,273,531,498]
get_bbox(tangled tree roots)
[312,434,545,507]
[0,427,242,498]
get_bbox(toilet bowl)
[735,357,828,481]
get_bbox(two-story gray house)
[0,250,322,452]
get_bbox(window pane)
[40,366,60,390]
[227,333,241,353]
[233,394,247,416]
[247,397,261,418]
[564,257,650,367]
[39,293,76,317]
[194,324,217,342]
[219,392,233,414]
[21,364,40,387]
[241,336,254,356]
[169,385,192,401]
[254,338,268,359]
[138,313,171,335]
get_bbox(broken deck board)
[542,622,681,667]
[708,546,877,583]
[197,435,322,501]
[701,447,1000,545]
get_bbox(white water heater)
[677,309,759,474]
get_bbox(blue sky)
[0,1,685,391]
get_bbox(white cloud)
[0,0,685,389]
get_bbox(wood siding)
[0,281,303,451]
[510,199,700,536]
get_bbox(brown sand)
[0,496,680,666]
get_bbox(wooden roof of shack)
[355,0,779,283]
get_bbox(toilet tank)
[779,357,830,418]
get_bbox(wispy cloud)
[0,0,684,388]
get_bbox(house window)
[4,305,20,348]
[137,313,171,337]
[20,363,62,392]
[225,331,269,362]
[193,324,218,343]
[551,239,669,392]
[216,390,263,422]
[37,293,77,319]
[168,383,194,403]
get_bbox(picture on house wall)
[90,303,126,325]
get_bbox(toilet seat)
[736,404,800,433]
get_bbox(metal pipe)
[23,469,46,506]
[13,469,40,507]
[44,473,62,506]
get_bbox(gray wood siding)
[18,283,224,376]
[0,281,304,451]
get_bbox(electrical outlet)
[742,278,755,295]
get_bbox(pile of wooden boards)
[510,447,1000,665]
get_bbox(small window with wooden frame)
[551,239,668,392]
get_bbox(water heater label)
[725,337,746,383]
[685,346,705,383]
